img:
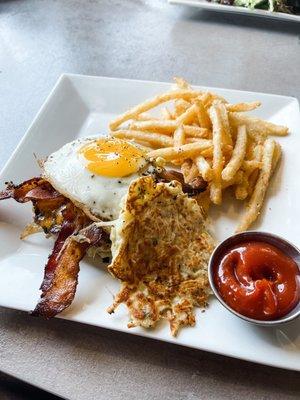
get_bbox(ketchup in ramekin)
[213,241,300,321]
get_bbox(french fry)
[195,156,213,181]
[186,137,203,143]
[112,130,173,148]
[109,89,200,130]
[194,98,211,129]
[226,101,261,112]
[200,92,214,108]
[173,125,185,147]
[236,139,276,232]
[130,113,204,137]
[245,137,256,160]
[235,171,249,200]
[209,105,224,205]
[183,125,210,138]
[243,144,264,195]
[161,107,174,120]
[175,99,191,117]
[222,125,247,181]
[210,182,222,206]
[222,170,244,189]
[174,76,191,90]
[235,185,248,201]
[229,113,288,137]
[147,140,212,161]
[137,143,155,151]
[253,144,263,161]
[216,101,232,146]
[134,113,158,121]
[201,144,233,158]
[246,142,279,199]
[247,169,259,198]
[271,142,282,175]
[176,103,198,125]
[242,160,263,173]
[201,92,227,108]
[130,120,177,134]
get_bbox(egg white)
[43,137,148,221]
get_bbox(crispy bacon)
[38,200,91,293]
[1,177,110,319]
[0,178,41,201]
[32,224,108,319]
[40,220,77,292]
[0,178,87,235]
[0,178,62,202]
[0,178,68,234]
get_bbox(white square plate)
[0,74,300,371]
[169,0,300,23]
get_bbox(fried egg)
[43,137,148,220]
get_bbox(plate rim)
[1,302,299,372]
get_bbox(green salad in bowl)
[208,0,300,14]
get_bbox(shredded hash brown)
[108,176,214,336]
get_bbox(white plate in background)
[0,74,299,371]
[169,0,300,22]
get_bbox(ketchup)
[214,241,300,320]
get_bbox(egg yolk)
[79,138,147,178]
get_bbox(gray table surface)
[0,0,300,399]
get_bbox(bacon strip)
[40,220,77,292]
[1,178,111,319]
[0,178,71,235]
[0,178,41,201]
[31,224,108,319]
[0,178,62,202]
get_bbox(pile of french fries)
[109,78,288,232]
